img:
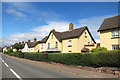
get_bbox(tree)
[14,44,24,52]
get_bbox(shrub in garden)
[91,47,107,52]
[6,50,120,67]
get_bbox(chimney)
[69,23,73,31]
[15,42,18,44]
[19,42,21,44]
[28,40,31,43]
[51,29,55,32]
[34,38,37,42]
[22,41,24,44]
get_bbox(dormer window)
[68,40,72,47]
[111,30,119,38]
[85,32,87,37]
[51,34,53,39]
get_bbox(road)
[1,53,119,80]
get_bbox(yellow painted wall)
[34,44,40,52]
[62,30,95,53]
[100,29,120,50]
[3,47,8,53]
[39,43,47,52]
[46,33,62,51]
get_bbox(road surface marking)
[10,69,22,79]
[4,63,9,67]
[0,58,5,63]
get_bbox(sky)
[1,2,118,47]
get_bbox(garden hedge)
[5,50,120,67]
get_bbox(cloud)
[6,9,26,18]
[4,2,60,22]
[2,14,117,46]
[75,14,117,39]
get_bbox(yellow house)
[3,46,8,53]
[98,15,120,50]
[35,23,97,53]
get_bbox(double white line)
[0,57,22,80]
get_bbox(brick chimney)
[22,41,24,44]
[19,42,21,44]
[69,23,73,31]
[34,38,37,42]
[51,29,55,32]
[28,40,30,43]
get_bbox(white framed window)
[85,32,87,37]
[41,44,43,49]
[51,34,53,39]
[111,30,119,38]
[55,42,58,48]
[68,51,72,53]
[48,43,50,49]
[112,45,119,50]
[88,42,90,44]
[68,40,72,47]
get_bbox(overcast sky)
[1,2,118,47]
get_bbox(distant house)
[22,38,38,52]
[98,15,120,50]
[35,23,97,53]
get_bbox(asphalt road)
[1,53,119,80]
[1,54,77,79]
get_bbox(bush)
[6,50,120,67]
[91,47,107,52]
[7,49,13,53]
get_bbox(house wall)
[40,43,47,52]
[62,29,95,53]
[100,29,120,50]
[46,33,62,51]
[34,44,40,52]
[3,47,7,53]
[22,43,29,52]
[29,48,34,52]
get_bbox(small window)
[41,44,43,49]
[68,51,72,53]
[55,42,58,48]
[112,45,119,50]
[85,32,87,37]
[111,30,119,38]
[51,34,53,39]
[48,43,50,49]
[88,42,90,44]
[68,40,72,47]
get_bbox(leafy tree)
[14,44,24,52]
[7,49,13,53]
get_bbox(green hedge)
[5,50,120,67]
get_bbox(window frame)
[41,44,43,49]
[55,42,58,48]
[68,40,72,47]
[112,45,119,50]
[51,34,53,39]
[48,43,50,49]
[111,30,119,38]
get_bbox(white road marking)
[10,69,22,79]
[4,63,9,67]
[0,57,22,80]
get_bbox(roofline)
[97,26,120,32]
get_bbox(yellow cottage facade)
[35,23,97,53]
[98,16,120,50]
